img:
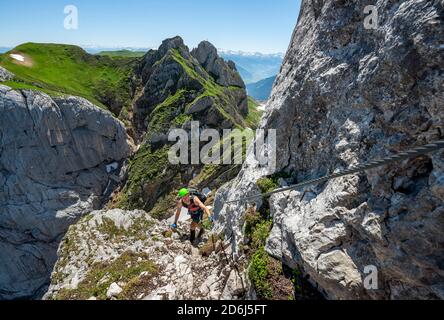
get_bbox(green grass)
[117,145,173,211]
[145,89,190,141]
[245,96,263,129]
[251,220,273,249]
[256,172,293,195]
[256,177,279,195]
[1,80,63,97]
[97,50,146,58]
[149,190,178,219]
[243,206,274,300]
[0,43,135,111]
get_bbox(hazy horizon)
[0,43,285,56]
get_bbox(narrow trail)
[141,218,247,300]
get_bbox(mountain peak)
[193,41,218,62]
[158,36,187,56]
[191,41,245,89]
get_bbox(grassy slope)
[0,43,135,110]
[246,96,263,129]
[171,49,248,129]
[97,50,146,58]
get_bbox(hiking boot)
[197,228,205,239]
[189,230,196,243]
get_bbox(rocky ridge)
[131,36,248,140]
[114,37,251,217]
[191,41,245,89]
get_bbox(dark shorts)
[190,209,204,223]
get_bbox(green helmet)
[178,188,190,198]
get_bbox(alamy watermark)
[364,5,378,30]
[64,5,79,30]
[363,265,378,290]
[167,121,277,171]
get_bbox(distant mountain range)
[246,75,276,101]
[219,51,283,85]
[97,50,146,58]
[82,46,150,54]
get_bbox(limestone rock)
[0,86,131,299]
[215,0,444,300]
[0,66,14,81]
[186,96,214,115]
[220,269,247,300]
[107,283,123,298]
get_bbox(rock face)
[0,67,14,81]
[45,209,248,300]
[215,0,444,299]
[0,86,131,299]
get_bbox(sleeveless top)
[182,195,201,212]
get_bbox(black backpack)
[189,188,207,204]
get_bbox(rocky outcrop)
[133,36,248,139]
[0,67,14,81]
[191,41,245,89]
[215,0,444,299]
[45,209,248,300]
[0,86,131,299]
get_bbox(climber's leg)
[197,210,205,238]
[197,227,205,238]
[190,221,198,242]
[197,224,205,238]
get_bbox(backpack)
[189,188,207,204]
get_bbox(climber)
[171,188,213,243]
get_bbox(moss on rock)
[53,251,157,300]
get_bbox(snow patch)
[10,54,25,62]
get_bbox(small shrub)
[244,208,262,240]
[256,177,278,194]
[201,218,213,231]
[251,220,272,249]
[248,247,272,299]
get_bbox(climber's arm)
[194,196,212,219]
[173,200,182,226]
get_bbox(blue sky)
[0,0,301,53]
